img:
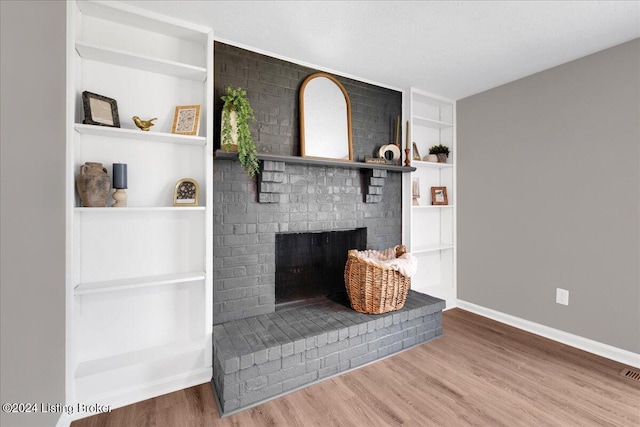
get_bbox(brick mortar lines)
[213,40,405,362]
[213,159,403,324]
[214,293,444,370]
[213,296,444,413]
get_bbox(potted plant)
[221,86,260,178]
[428,144,450,163]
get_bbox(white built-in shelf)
[74,271,206,295]
[404,87,456,307]
[412,244,455,254]
[412,205,455,210]
[69,0,213,409]
[77,0,209,44]
[74,123,206,146]
[75,42,207,81]
[413,91,453,107]
[75,338,206,379]
[75,206,205,213]
[413,115,453,130]
[412,160,454,169]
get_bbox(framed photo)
[412,178,421,206]
[173,178,200,206]
[412,142,421,161]
[82,91,120,127]
[431,186,448,205]
[171,105,201,135]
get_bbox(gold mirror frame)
[300,72,353,161]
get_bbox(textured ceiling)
[122,1,640,100]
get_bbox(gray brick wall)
[213,42,403,325]
[214,42,402,158]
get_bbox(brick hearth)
[212,291,444,415]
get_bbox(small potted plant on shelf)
[221,86,260,178]
[428,144,450,163]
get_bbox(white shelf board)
[74,271,206,295]
[76,42,207,81]
[412,91,454,108]
[412,160,454,168]
[75,206,205,213]
[76,0,210,44]
[412,244,455,254]
[75,338,206,379]
[74,123,206,146]
[413,115,453,130]
[412,205,455,209]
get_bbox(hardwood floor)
[72,309,640,426]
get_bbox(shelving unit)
[403,88,456,308]
[66,0,213,415]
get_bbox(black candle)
[112,163,127,189]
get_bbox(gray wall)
[1,2,67,426]
[457,39,640,353]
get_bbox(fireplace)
[211,44,444,416]
[275,228,367,305]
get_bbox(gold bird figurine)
[132,116,157,131]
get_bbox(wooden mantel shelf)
[214,150,416,173]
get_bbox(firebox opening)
[275,228,367,305]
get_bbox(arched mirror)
[300,73,353,161]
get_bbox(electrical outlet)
[556,288,569,305]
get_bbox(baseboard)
[456,300,640,369]
[57,368,212,426]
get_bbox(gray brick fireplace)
[211,42,444,415]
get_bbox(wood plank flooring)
[72,309,640,426]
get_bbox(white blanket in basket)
[353,247,418,278]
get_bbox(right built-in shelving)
[403,88,456,308]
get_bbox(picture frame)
[82,91,120,127]
[412,178,421,206]
[173,178,200,206]
[171,105,201,136]
[412,142,421,161]
[431,186,448,205]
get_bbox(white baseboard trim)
[56,368,212,426]
[456,300,640,369]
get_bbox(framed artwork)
[171,105,201,135]
[412,178,421,206]
[431,186,448,205]
[82,91,120,127]
[412,142,421,161]
[173,178,199,206]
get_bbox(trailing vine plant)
[221,86,260,178]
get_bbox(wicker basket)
[344,245,411,314]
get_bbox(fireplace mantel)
[214,150,416,173]
[215,150,414,203]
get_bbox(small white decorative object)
[378,144,401,162]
